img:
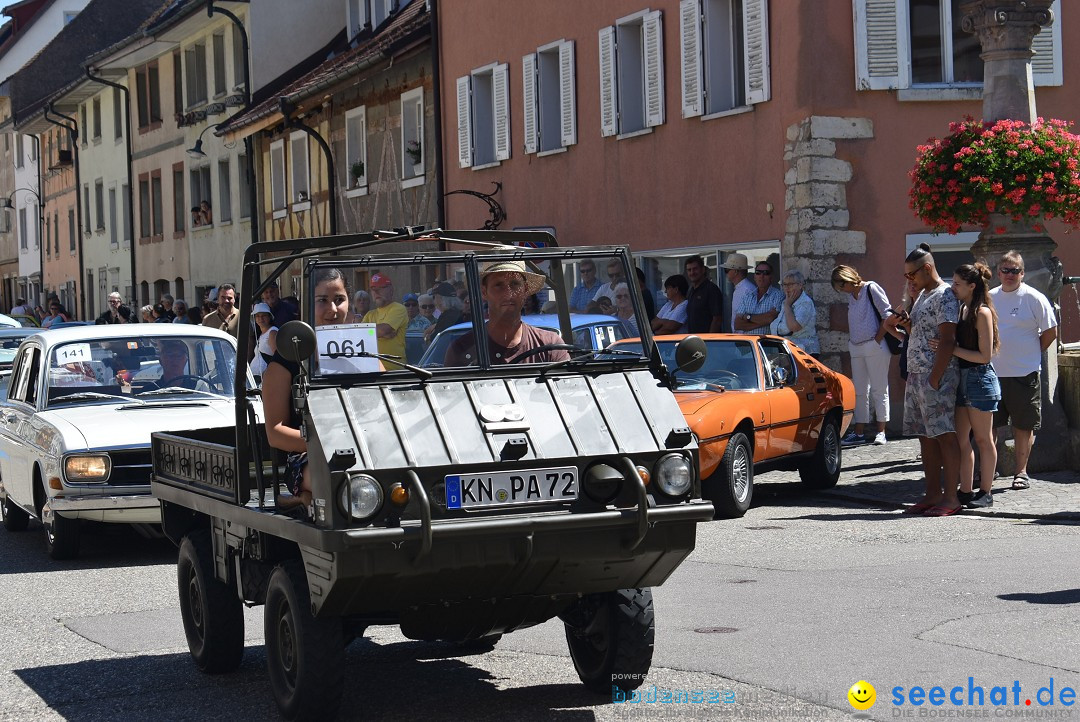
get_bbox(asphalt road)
[1,475,1078,721]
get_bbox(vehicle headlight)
[339,473,383,520]
[65,455,111,482]
[654,454,692,497]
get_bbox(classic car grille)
[107,449,154,486]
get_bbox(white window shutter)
[854,0,902,90]
[493,62,511,161]
[522,53,538,154]
[456,75,472,168]
[558,40,577,147]
[598,26,617,137]
[680,0,703,118]
[742,0,770,104]
[1032,0,1062,86]
[643,10,665,128]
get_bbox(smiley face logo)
[848,680,876,710]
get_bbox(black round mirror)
[276,320,317,363]
[674,335,707,373]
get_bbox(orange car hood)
[674,389,735,417]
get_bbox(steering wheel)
[508,343,578,364]
[708,369,742,387]
[156,374,215,390]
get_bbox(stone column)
[960,0,1065,472]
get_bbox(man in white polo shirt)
[989,250,1058,490]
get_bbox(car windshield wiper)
[48,391,132,404]
[136,386,225,399]
[354,351,433,380]
[675,378,726,392]
[540,346,644,374]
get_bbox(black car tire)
[264,560,345,721]
[177,531,245,674]
[705,431,754,518]
[799,416,842,489]
[45,507,80,560]
[2,495,29,532]
[563,587,654,695]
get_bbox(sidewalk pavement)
[816,437,1080,521]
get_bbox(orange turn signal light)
[49,477,63,490]
[389,484,409,506]
[636,466,651,486]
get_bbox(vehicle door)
[0,344,42,506]
[756,339,806,458]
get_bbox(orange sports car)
[611,334,855,518]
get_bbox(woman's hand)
[928,338,939,351]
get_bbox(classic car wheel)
[45,508,80,560]
[264,561,345,721]
[2,495,29,532]
[706,431,754,518]
[799,416,842,489]
[562,587,654,694]
[178,531,245,673]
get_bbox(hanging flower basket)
[908,117,1080,235]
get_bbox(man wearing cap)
[684,255,724,334]
[722,253,755,332]
[261,280,297,327]
[446,261,570,366]
[363,273,409,360]
[404,293,432,331]
[202,283,239,336]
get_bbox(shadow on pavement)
[998,589,1080,605]
[0,520,175,575]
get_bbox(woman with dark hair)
[41,300,72,328]
[262,267,349,515]
[153,303,170,322]
[652,274,689,334]
[933,262,1000,508]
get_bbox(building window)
[53,213,59,255]
[14,134,23,169]
[135,62,162,129]
[345,105,367,189]
[189,165,212,226]
[113,87,123,140]
[80,105,88,146]
[185,41,209,108]
[83,185,91,233]
[232,24,246,89]
[109,187,118,246]
[680,0,770,118]
[139,176,151,238]
[121,183,130,246]
[522,39,577,154]
[92,97,102,140]
[95,180,105,230]
[855,0,1062,92]
[18,208,27,250]
[599,9,665,137]
[289,131,310,206]
[173,50,184,116]
[270,139,286,218]
[151,173,163,236]
[238,154,252,219]
[173,166,185,233]
[456,66,507,169]
[218,157,232,222]
[213,32,227,97]
[68,209,76,252]
[43,211,49,255]
[347,0,395,39]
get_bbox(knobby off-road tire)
[45,508,80,560]
[177,531,245,673]
[563,587,655,694]
[799,416,842,489]
[705,431,753,518]
[2,495,29,532]
[264,560,345,721]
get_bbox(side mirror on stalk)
[277,320,317,363]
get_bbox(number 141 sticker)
[58,343,92,363]
[315,323,380,375]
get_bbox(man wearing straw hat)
[445,260,571,365]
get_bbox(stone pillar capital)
[959,0,1054,55]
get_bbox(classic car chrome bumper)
[47,493,161,523]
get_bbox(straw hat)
[479,260,547,295]
[720,253,750,271]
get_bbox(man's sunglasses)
[904,264,929,280]
[754,270,771,276]
[420,304,434,309]
[999,267,1023,275]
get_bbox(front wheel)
[704,431,753,518]
[45,505,80,560]
[799,416,842,489]
[177,531,245,673]
[563,587,654,694]
[264,561,345,721]
[2,495,29,532]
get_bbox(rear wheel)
[799,416,842,489]
[563,588,654,694]
[704,431,753,518]
[177,530,245,673]
[44,504,80,560]
[2,495,29,532]
[264,561,344,721]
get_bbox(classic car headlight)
[64,455,111,482]
[339,473,383,520]
[654,454,692,497]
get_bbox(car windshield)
[298,249,647,376]
[0,331,32,367]
[46,335,237,406]
[615,339,761,390]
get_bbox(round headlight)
[654,454,692,497]
[339,473,383,520]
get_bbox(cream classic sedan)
[0,324,242,560]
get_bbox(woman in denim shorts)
[948,263,1001,508]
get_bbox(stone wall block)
[822,230,867,255]
[809,115,874,140]
[794,182,846,208]
[790,139,837,157]
[796,157,853,184]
